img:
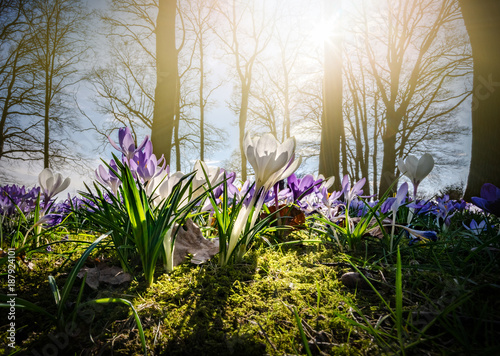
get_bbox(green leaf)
[57,232,110,322]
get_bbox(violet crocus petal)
[108,135,122,153]
[406,228,438,243]
[299,175,315,192]
[352,177,366,195]
[381,197,396,214]
[391,182,408,213]
[119,127,133,147]
[341,175,349,194]
[136,135,150,152]
[143,141,153,160]
[96,166,108,183]
[480,183,500,202]
[109,160,119,177]
[288,173,298,186]
[471,197,488,211]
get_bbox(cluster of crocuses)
[1,169,71,222]
[0,184,40,217]
[2,126,500,260]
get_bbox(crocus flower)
[463,219,487,236]
[38,168,71,211]
[434,195,457,227]
[108,127,149,161]
[157,171,185,204]
[398,153,434,199]
[96,159,121,196]
[244,133,301,193]
[391,183,408,216]
[341,175,366,205]
[287,173,328,202]
[319,186,343,220]
[192,160,224,200]
[403,227,438,245]
[132,141,166,185]
[0,185,40,216]
[389,183,408,253]
[226,133,301,264]
[471,183,500,216]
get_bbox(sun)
[308,16,343,48]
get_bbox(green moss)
[117,246,374,355]
[3,230,500,355]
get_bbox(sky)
[0,0,473,199]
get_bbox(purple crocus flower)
[287,174,324,201]
[391,183,408,215]
[471,183,500,216]
[341,175,366,204]
[96,159,121,195]
[108,127,149,161]
[0,185,41,217]
[237,180,256,207]
[463,219,487,236]
[132,141,166,183]
[434,195,458,226]
[407,199,435,215]
[297,193,322,215]
[406,228,438,245]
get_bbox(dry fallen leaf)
[77,264,132,290]
[173,219,219,266]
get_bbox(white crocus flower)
[158,171,185,204]
[192,160,224,200]
[226,133,301,264]
[398,153,434,199]
[245,133,302,193]
[38,168,71,205]
[151,170,185,273]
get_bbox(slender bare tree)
[20,0,89,168]
[0,0,41,164]
[319,0,345,191]
[214,0,274,181]
[356,0,471,196]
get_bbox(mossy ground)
[2,230,500,355]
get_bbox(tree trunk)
[319,0,343,190]
[43,9,53,169]
[152,0,178,165]
[174,81,181,171]
[459,0,500,199]
[199,31,205,162]
[239,85,249,181]
[378,109,400,196]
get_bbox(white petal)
[244,133,258,170]
[265,156,302,190]
[38,168,53,192]
[405,155,419,179]
[415,154,434,182]
[53,177,71,196]
[255,133,278,159]
[45,177,55,195]
[323,176,335,190]
[397,158,407,175]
